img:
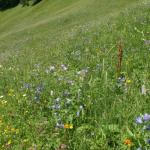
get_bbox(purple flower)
[143,113,150,122]
[136,116,143,124]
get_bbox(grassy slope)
[0,0,143,62]
[0,0,150,149]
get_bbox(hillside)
[0,0,150,149]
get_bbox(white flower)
[0,95,4,99]
[50,90,54,96]
[61,64,68,71]
[49,66,55,72]
[23,94,27,97]
[141,85,146,95]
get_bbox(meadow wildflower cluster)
[0,1,149,149]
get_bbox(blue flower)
[136,116,143,124]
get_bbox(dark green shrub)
[0,0,19,10]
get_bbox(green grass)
[0,0,150,149]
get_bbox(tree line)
[0,0,42,10]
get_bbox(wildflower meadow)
[0,0,150,149]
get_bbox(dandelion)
[124,139,132,146]
[136,116,143,124]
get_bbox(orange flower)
[124,139,132,146]
[64,124,70,129]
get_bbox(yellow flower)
[126,79,132,84]
[64,124,73,129]
[69,124,73,129]
[7,140,12,145]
